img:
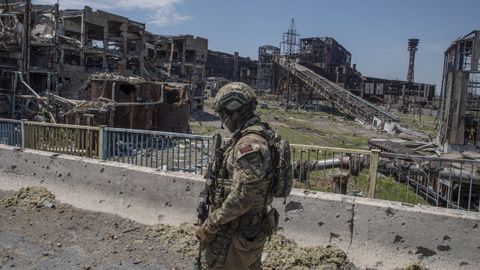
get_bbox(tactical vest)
[211,121,276,213]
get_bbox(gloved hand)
[195,225,216,248]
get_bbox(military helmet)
[213,82,257,113]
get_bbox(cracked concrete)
[348,196,356,247]
[1,145,480,269]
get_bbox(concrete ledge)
[1,145,479,269]
[0,145,204,226]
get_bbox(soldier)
[195,82,279,269]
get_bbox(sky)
[37,0,480,89]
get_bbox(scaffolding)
[275,57,399,126]
[256,45,280,92]
[437,30,480,151]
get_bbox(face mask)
[223,116,237,132]
[218,110,238,133]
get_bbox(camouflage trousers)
[204,226,267,270]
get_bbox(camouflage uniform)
[198,83,276,270]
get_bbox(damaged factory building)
[437,30,480,151]
[0,1,207,131]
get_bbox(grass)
[257,107,333,121]
[189,122,216,136]
[294,168,427,205]
[257,106,372,149]
[352,170,426,204]
[275,126,326,145]
[330,134,369,149]
[395,112,437,134]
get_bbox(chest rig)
[209,119,276,211]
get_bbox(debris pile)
[263,232,353,269]
[147,224,354,269]
[1,187,55,209]
[147,224,199,258]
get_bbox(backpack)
[271,136,293,199]
[241,124,293,200]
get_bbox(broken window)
[165,89,180,104]
[119,83,136,96]
[64,50,81,65]
[127,40,139,54]
[126,58,140,74]
[106,56,119,71]
[86,56,103,70]
[107,40,122,55]
[30,46,55,69]
[185,50,195,63]
[158,50,167,59]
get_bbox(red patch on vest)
[239,145,253,154]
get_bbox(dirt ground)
[0,188,428,270]
[190,98,396,149]
[0,188,357,270]
[0,189,191,270]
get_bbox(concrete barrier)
[1,145,479,269]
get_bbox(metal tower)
[281,18,299,56]
[401,38,419,112]
[407,38,419,83]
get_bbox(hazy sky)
[39,0,480,89]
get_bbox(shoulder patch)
[235,142,261,160]
[239,144,254,154]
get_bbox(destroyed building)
[205,50,257,88]
[204,77,229,98]
[437,30,480,151]
[297,37,436,107]
[70,74,191,132]
[153,35,207,81]
[0,1,208,127]
[152,35,208,111]
[271,20,436,111]
[360,76,436,105]
[257,45,280,93]
[59,6,147,98]
[298,37,362,90]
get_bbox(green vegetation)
[189,122,216,135]
[257,107,371,149]
[257,107,333,121]
[353,170,427,205]
[294,169,427,205]
[395,112,437,134]
[333,134,369,149]
[275,126,325,145]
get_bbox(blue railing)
[0,118,479,212]
[103,127,213,175]
[0,118,22,147]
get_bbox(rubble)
[1,186,55,208]
[147,223,354,269]
[263,231,354,270]
[1,3,208,124]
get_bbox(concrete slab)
[1,145,480,269]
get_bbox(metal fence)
[375,153,480,211]
[0,118,22,147]
[23,121,101,158]
[103,127,213,174]
[290,144,379,197]
[1,118,480,212]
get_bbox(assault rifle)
[194,133,223,270]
